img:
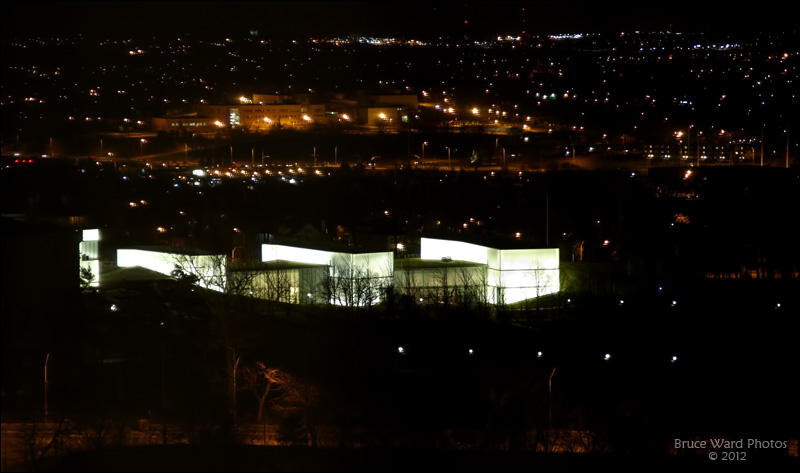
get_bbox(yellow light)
[302,114,312,122]
[214,120,225,127]
[238,96,251,103]
[675,131,684,138]
[378,112,387,120]
[156,226,166,233]
[263,117,272,123]
[471,107,479,115]
[341,113,350,121]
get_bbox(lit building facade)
[261,244,394,307]
[112,238,558,307]
[199,102,326,130]
[79,228,100,287]
[117,248,227,292]
[419,238,559,305]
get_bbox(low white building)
[261,244,394,307]
[419,237,559,305]
[116,248,228,292]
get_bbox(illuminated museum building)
[114,237,559,306]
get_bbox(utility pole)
[44,353,50,420]
[760,127,765,167]
[545,191,550,247]
[334,145,338,165]
[696,132,701,167]
[161,330,167,445]
[313,146,317,167]
[686,129,690,161]
[786,130,790,169]
[251,147,255,166]
[548,368,556,428]
[100,138,103,156]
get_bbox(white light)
[192,169,206,177]
[468,348,474,355]
[604,353,611,361]
[397,346,405,354]
[671,355,678,362]
[110,304,118,312]
[537,351,543,358]
[82,228,100,241]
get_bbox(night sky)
[5,1,797,38]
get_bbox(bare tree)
[323,259,390,308]
[79,266,95,289]
[170,252,261,426]
[239,362,294,423]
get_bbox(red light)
[464,20,469,24]
[15,159,20,163]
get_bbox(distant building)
[111,237,559,307]
[356,93,417,129]
[367,93,418,109]
[362,107,409,127]
[199,94,326,130]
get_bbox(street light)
[139,138,147,157]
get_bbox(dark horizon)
[4,1,799,39]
